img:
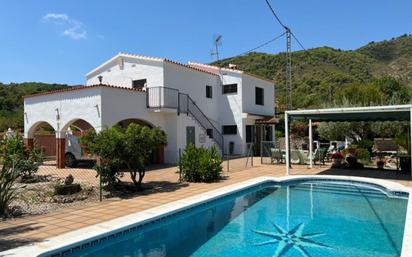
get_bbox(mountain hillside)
[0,82,68,131]
[213,34,412,109]
[0,35,411,131]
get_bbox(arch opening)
[61,119,96,135]
[115,118,154,129]
[60,119,97,168]
[27,121,56,157]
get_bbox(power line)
[239,32,286,56]
[264,0,309,111]
[216,32,285,61]
[291,32,306,51]
[265,0,288,30]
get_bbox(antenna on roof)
[210,34,222,61]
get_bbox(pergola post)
[56,131,65,169]
[285,113,290,175]
[309,119,313,168]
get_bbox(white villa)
[23,53,275,168]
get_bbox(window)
[255,87,264,105]
[206,85,213,98]
[222,125,237,135]
[132,79,147,89]
[206,129,213,138]
[246,125,255,143]
[222,83,238,94]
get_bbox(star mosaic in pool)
[252,223,332,257]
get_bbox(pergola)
[284,104,412,176]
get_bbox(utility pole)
[265,0,295,111]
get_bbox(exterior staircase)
[146,87,224,153]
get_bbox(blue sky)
[0,0,411,85]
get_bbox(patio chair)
[313,148,327,165]
[291,150,303,164]
[271,148,284,164]
[298,150,311,165]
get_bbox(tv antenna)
[265,0,306,110]
[211,35,222,61]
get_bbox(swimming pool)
[33,177,409,257]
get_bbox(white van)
[65,131,95,167]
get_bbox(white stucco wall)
[218,72,244,155]
[86,57,164,88]
[241,74,275,117]
[24,88,103,138]
[163,62,221,123]
[176,115,216,152]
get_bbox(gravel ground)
[5,177,100,218]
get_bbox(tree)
[317,122,353,141]
[370,121,409,138]
[81,124,167,187]
[80,128,124,187]
[121,124,167,185]
[334,83,385,107]
[374,76,411,104]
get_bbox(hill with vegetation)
[0,35,411,132]
[0,82,68,131]
[213,34,412,110]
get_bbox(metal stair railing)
[179,93,224,152]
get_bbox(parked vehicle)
[65,132,95,167]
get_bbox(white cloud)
[43,13,69,23]
[42,13,87,40]
[63,26,87,40]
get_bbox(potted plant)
[345,153,358,168]
[331,152,344,167]
[376,157,385,169]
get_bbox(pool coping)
[1,175,411,257]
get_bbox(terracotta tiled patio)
[1,158,411,252]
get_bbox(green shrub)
[180,144,222,183]
[0,134,43,179]
[342,146,370,160]
[0,160,23,216]
[356,139,373,150]
[355,148,371,161]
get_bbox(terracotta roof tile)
[23,84,144,99]
[188,62,275,84]
[118,52,219,77]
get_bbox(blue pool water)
[58,180,408,257]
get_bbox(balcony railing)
[146,86,179,109]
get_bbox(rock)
[54,183,81,195]
[65,174,74,185]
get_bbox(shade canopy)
[286,105,412,122]
[283,104,412,177]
